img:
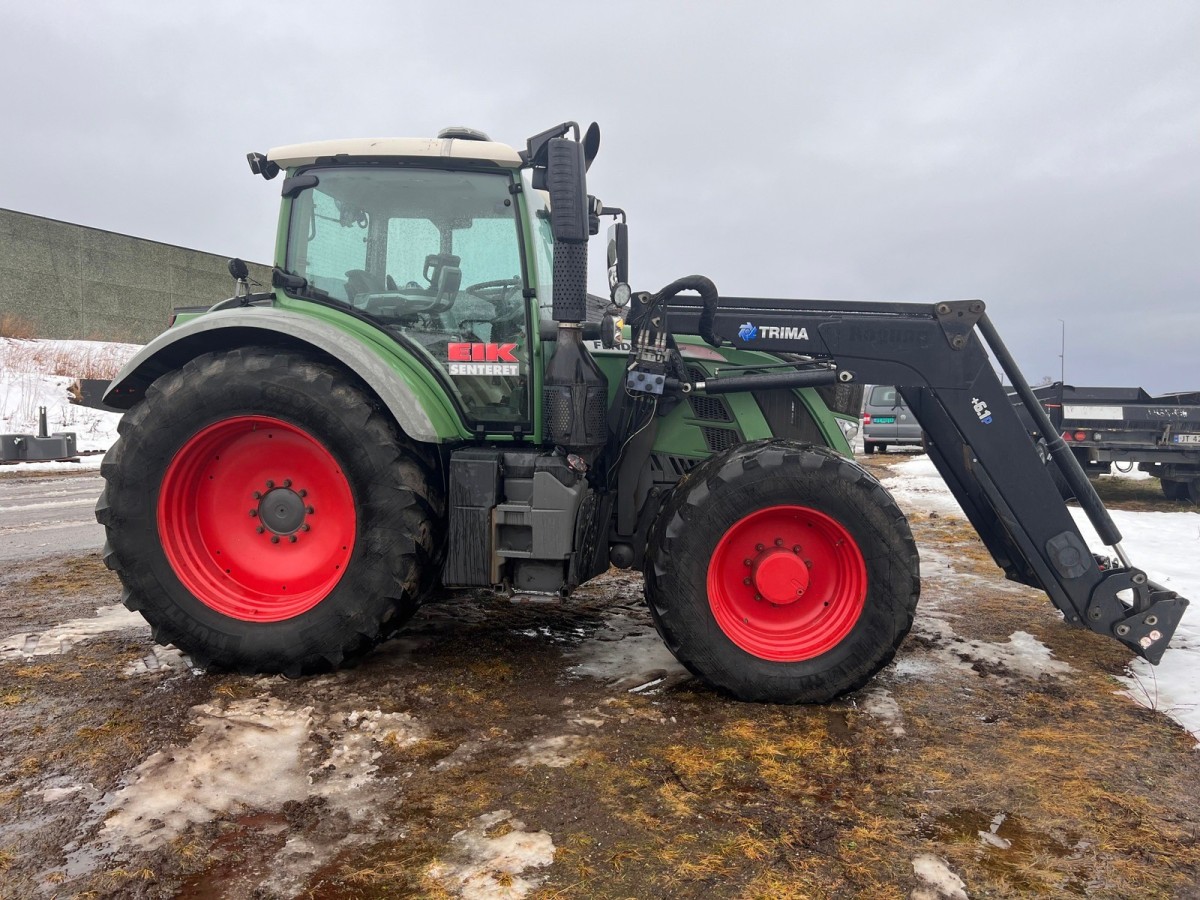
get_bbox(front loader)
[96,122,1188,703]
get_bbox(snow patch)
[123,645,190,675]
[429,809,555,900]
[860,687,906,736]
[512,734,587,768]
[92,697,315,853]
[71,695,429,887]
[911,852,969,899]
[1,604,147,660]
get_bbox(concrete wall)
[0,208,272,344]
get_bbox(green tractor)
[96,122,1186,703]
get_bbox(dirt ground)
[1,455,1199,899]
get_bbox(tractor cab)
[265,131,558,429]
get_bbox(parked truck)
[1033,383,1200,503]
[95,122,1188,703]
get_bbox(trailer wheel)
[1161,479,1187,501]
[645,440,919,703]
[96,349,443,675]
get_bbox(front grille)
[702,426,739,453]
[688,394,732,422]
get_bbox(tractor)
[96,122,1187,703]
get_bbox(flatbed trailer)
[1033,383,1200,503]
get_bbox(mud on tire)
[96,348,444,675]
[645,440,919,703]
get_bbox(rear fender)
[103,308,455,443]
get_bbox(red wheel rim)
[707,505,867,661]
[157,416,355,622]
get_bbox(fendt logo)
[737,322,809,342]
[447,343,520,376]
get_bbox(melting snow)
[860,687,906,736]
[512,734,588,768]
[912,852,970,899]
[428,809,555,900]
[0,604,146,660]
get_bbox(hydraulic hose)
[652,275,722,347]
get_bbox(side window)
[301,191,370,301]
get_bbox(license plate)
[874,416,896,424]
[1174,434,1200,444]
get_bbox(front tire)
[645,441,919,703]
[96,349,443,675]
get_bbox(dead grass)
[0,314,36,340]
[0,336,136,379]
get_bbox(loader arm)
[664,295,1187,664]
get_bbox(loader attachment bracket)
[934,300,985,351]
[1086,570,1185,665]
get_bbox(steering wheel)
[464,278,522,305]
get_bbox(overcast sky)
[3,1,1197,392]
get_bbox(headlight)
[836,417,860,443]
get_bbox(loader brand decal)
[447,342,520,376]
[972,397,994,425]
[737,322,809,342]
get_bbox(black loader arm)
[665,295,1187,664]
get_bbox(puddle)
[565,611,691,692]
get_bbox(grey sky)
[3,1,1197,391]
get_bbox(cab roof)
[266,137,523,169]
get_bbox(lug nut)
[744,558,752,566]
[775,538,784,547]
[306,506,315,514]
[288,534,297,543]
[743,577,752,585]
[266,480,274,489]
[270,535,280,544]
[754,594,762,602]
[300,524,310,532]
[249,509,258,517]
[755,543,764,552]
[252,491,262,500]
[298,489,307,497]
[283,479,292,488]
[256,526,264,534]
[793,545,801,553]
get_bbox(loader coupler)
[1083,570,1188,666]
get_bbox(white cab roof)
[267,137,523,169]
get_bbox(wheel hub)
[257,486,307,535]
[751,546,810,605]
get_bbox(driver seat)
[429,263,462,309]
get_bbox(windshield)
[285,166,529,425]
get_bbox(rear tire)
[645,440,920,703]
[96,348,444,675]
[863,441,878,455]
[1188,479,1200,506]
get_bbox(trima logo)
[738,323,810,342]
[447,343,519,376]
[972,397,993,425]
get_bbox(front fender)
[104,308,456,443]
